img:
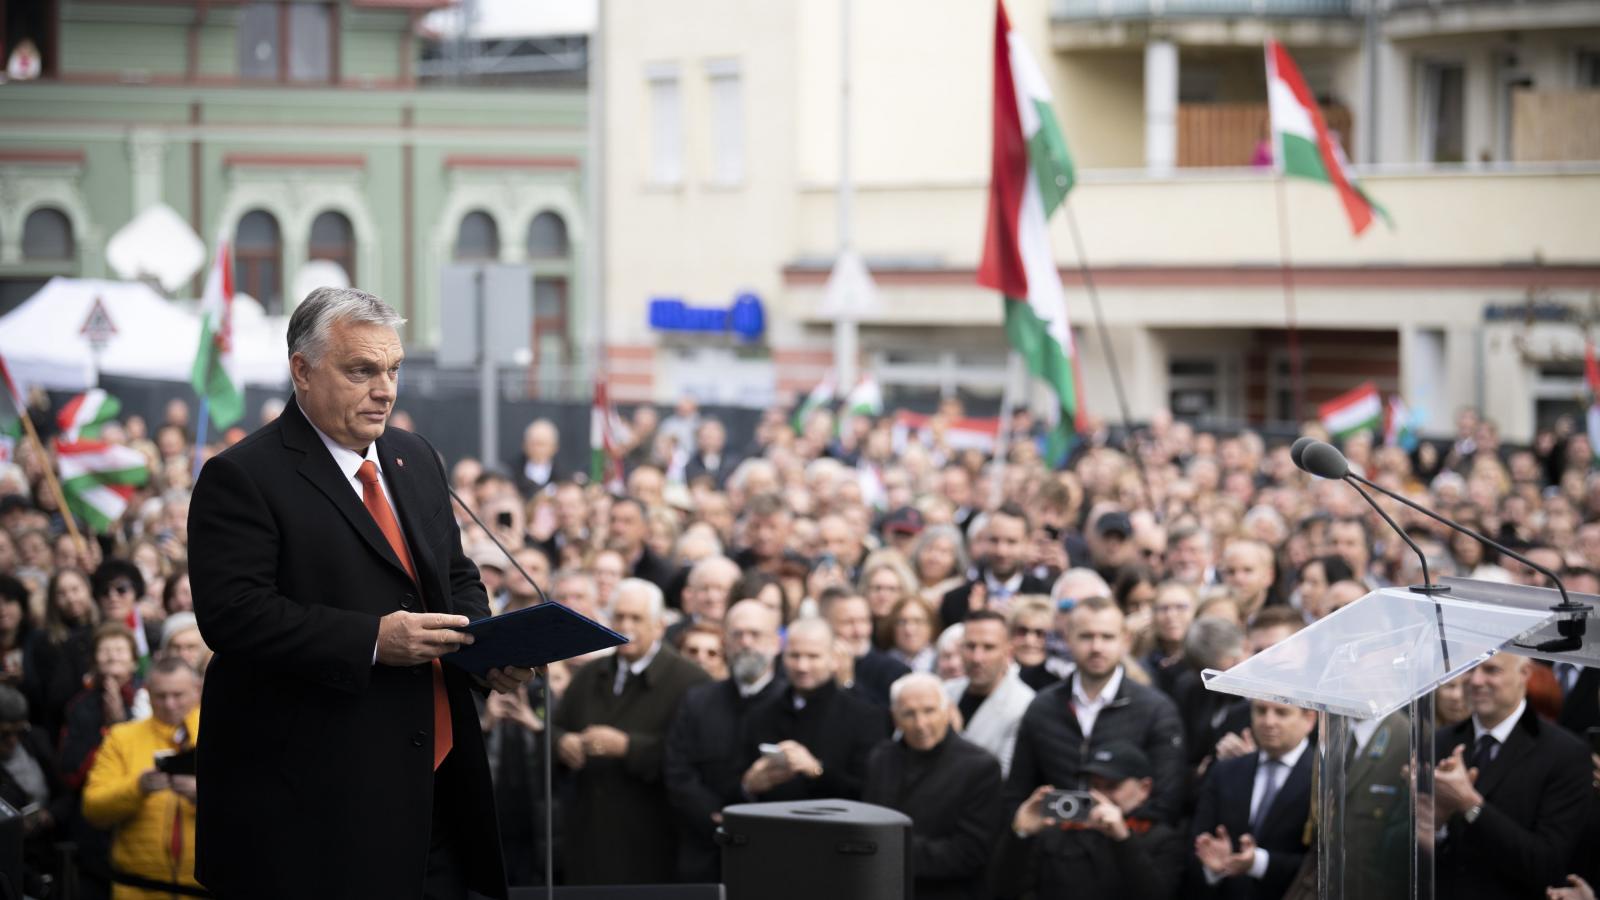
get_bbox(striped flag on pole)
[56,440,150,531]
[57,389,121,442]
[1319,381,1383,441]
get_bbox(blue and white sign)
[647,292,764,342]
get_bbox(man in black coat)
[607,496,676,591]
[738,617,888,802]
[999,740,1186,900]
[554,578,709,884]
[664,599,786,882]
[1432,651,1592,900]
[862,673,1003,900]
[820,587,908,708]
[682,418,740,488]
[941,505,1051,627]
[189,288,529,900]
[1189,699,1315,900]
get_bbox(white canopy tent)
[0,278,289,395]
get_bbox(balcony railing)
[1054,0,1352,20]
[1177,102,1353,167]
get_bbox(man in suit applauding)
[1190,699,1315,900]
[1433,651,1592,900]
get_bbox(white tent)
[0,278,289,394]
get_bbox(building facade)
[0,0,590,372]
[601,0,1600,441]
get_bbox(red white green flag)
[979,0,1084,461]
[56,439,150,531]
[1319,381,1382,440]
[1266,39,1389,237]
[589,380,626,491]
[191,237,245,430]
[57,389,121,442]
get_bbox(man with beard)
[663,600,786,882]
[940,504,1051,627]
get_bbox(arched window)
[308,210,356,284]
[21,208,74,260]
[453,211,500,261]
[234,209,283,314]
[526,211,571,366]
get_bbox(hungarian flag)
[57,389,121,442]
[56,439,150,531]
[1319,381,1382,440]
[841,377,883,421]
[1266,39,1388,237]
[1585,338,1600,464]
[891,410,1001,454]
[979,0,1083,461]
[0,355,22,465]
[191,238,245,430]
[792,376,835,434]
[589,380,625,491]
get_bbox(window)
[21,208,73,260]
[527,212,570,364]
[454,211,500,261]
[234,210,283,314]
[707,60,744,184]
[647,63,683,185]
[238,2,334,83]
[4,0,58,80]
[1421,62,1466,164]
[1577,50,1600,88]
[308,211,355,284]
[1168,355,1242,423]
[238,3,280,81]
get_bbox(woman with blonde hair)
[909,525,968,605]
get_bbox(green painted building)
[0,0,590,361]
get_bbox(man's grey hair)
[889,672,949,710]
[1184,615,1245,671]
[615,577,666,623]
[288,287,407,364]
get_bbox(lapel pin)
[395,457,405,468]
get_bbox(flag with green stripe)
[56,439,150,531]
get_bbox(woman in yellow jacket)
[81,658,204,899]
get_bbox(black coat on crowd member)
[1172,667,1251,769]
[1433,706,1593,900]
[861,732,1004,900]
[664,674,786,882]
[851,648,910,709]
[939,573,1052,628]
[1188,746,1313,900]
[738,679,889,802]
[553,644,709,885]
[993,817,1186,900]
[1003,675,1187,825]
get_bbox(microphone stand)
[1336,475,1450,670]
[447,485,558,900]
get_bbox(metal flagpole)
[1062,200,1155,511]
[990,352,1021,508]
[1273,174,1307,422]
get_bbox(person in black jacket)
[737,617,888,802]
[862,672,1003,900]
[1431,651,1592,900]
[1189,699,1315,900]
[941,505,1051,627]
[820,587,908,708]
[664,600,786,882]
[998,740,1184,900]
[1004,596,1187,826]
[0,685,72,898]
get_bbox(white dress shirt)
[1070,666,1124,738]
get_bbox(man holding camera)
[81,657,203,899]
[999,741,1185,899]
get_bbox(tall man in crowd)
[555,579,708,884]
[189,288,528,899]
[739,618,887,801]
[821,587,909,708]
[941,504,1050,626]
[664,599,786,882]
[942,609,1034,776]
[863,673,1003,900]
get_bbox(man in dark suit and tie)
[1190,699,1315,900]
[189,287,532,900]
[1432,651,1592,900]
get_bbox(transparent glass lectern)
[1202,576,1598,900]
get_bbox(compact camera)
[1043,789,1095,823]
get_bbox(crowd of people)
[4,383,1600,899]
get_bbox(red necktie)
[357,460,452,770]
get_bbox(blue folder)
[443,602,628,678]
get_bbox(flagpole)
[1062,200,1156,512]
[990,352,1020,509]
[1273,174,1306,423]
[17,404,87,556]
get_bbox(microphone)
[1295,439,1589,653]
[1296,439,1442,595]
[1289,436,1316,471]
